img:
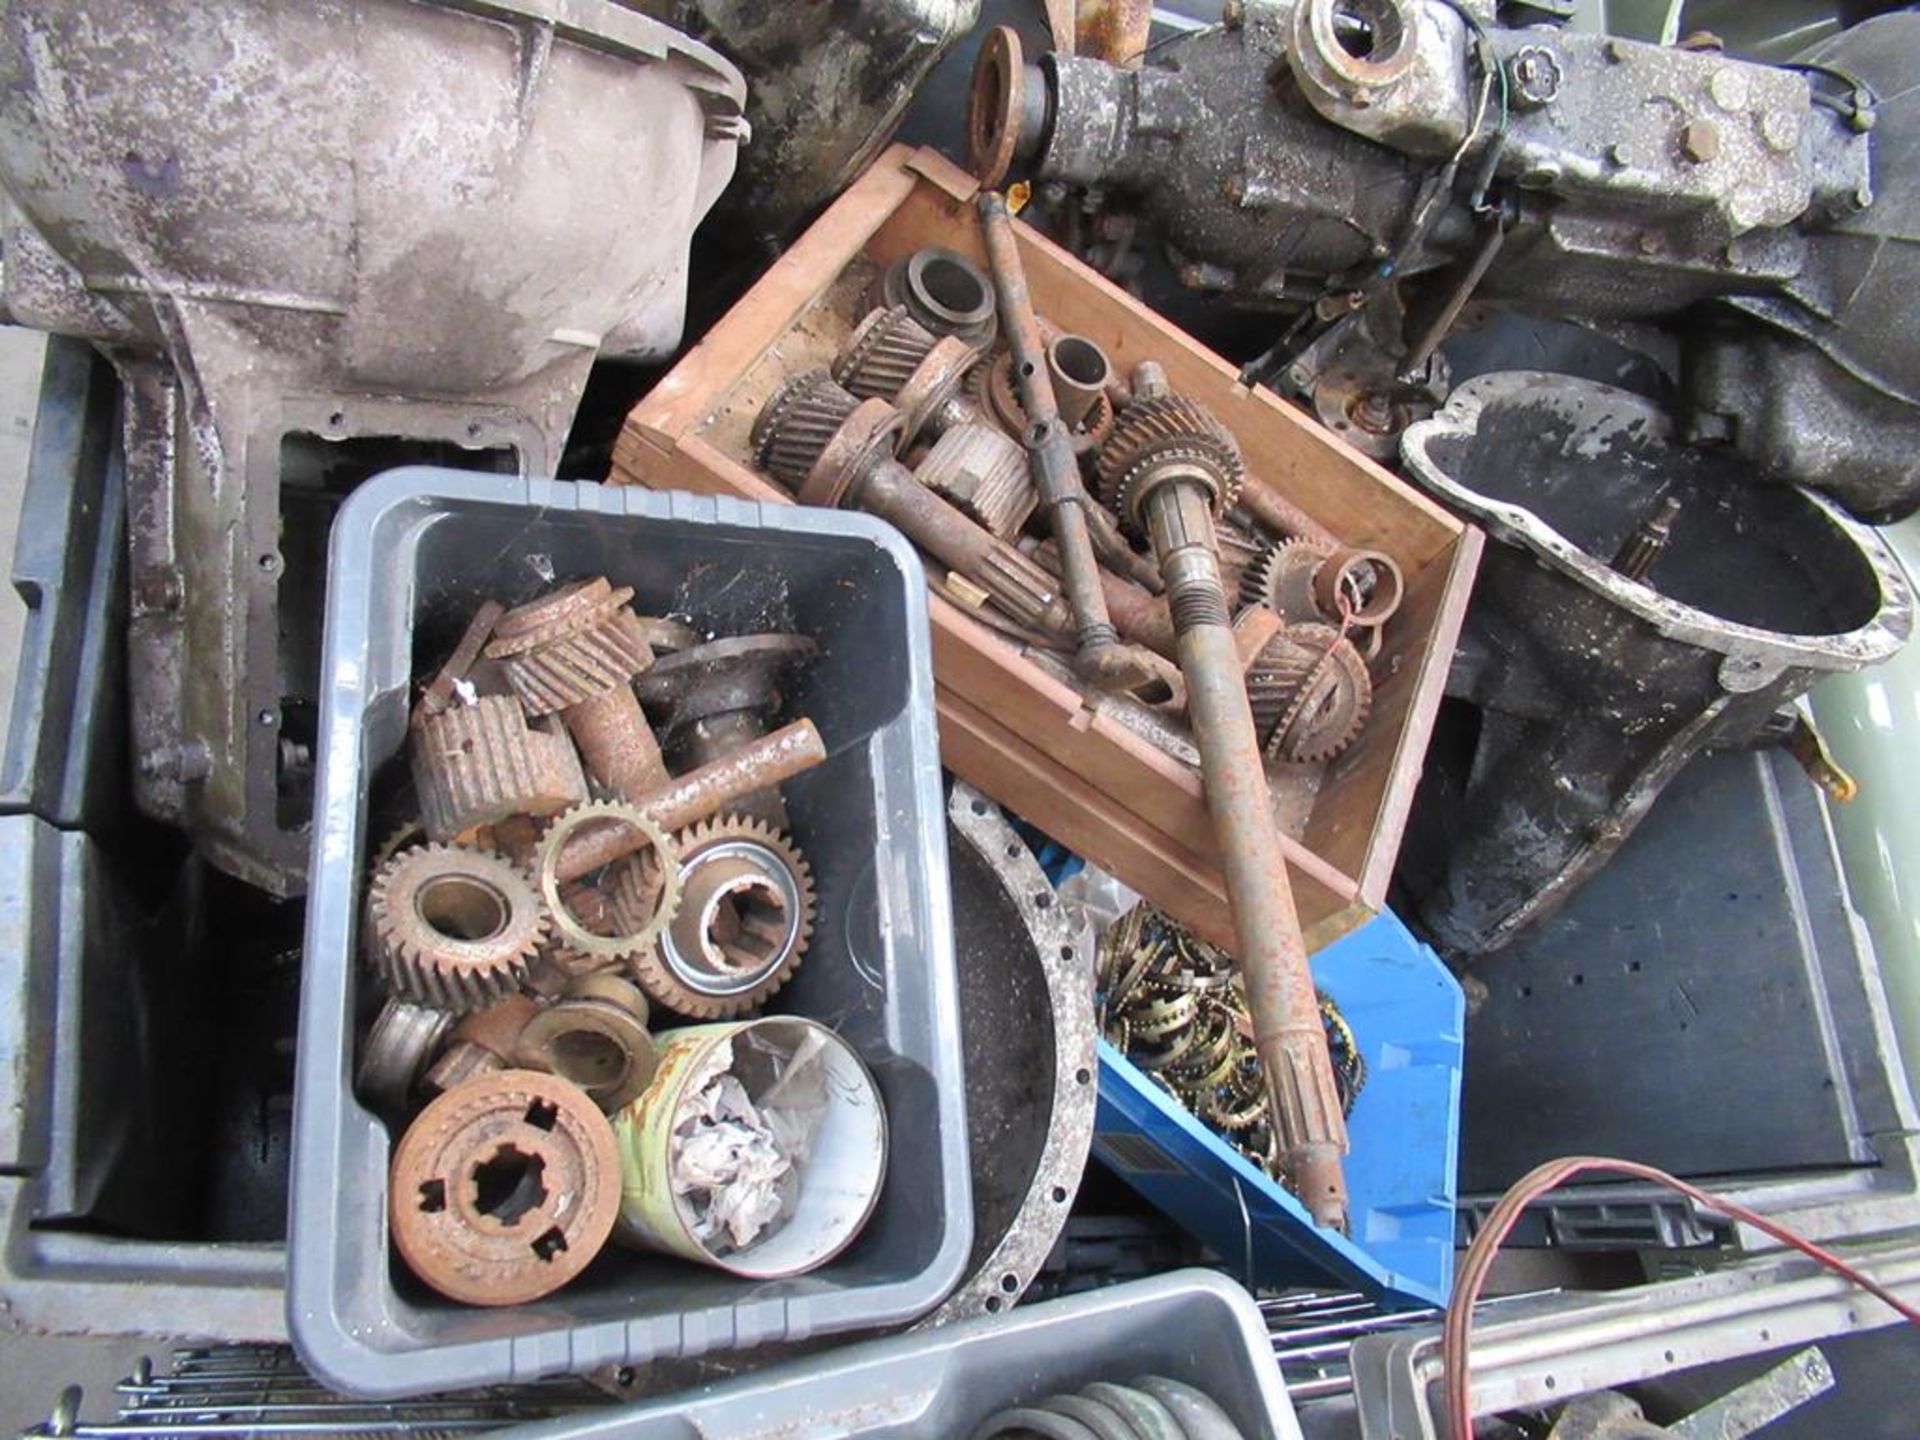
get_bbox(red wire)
[1442,1155,1920,1436]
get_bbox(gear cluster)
[354,574,828,1308]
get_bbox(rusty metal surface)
[922,783,1097,1324]
[423,994,542,1096]
[634,815,816,1020]
[514,975,657,1113]
[1046,334,1113,432]
[488,581,667,802]
[0,0,747,894]
[1245,623,1373,765]
[979,193,1138,689]
[388,1070,621,1306]
[412,696,589,845]
[1098,376,1352,1230]
[914,422,1037,541]
[877,246,999,347]
[365,844,548,1014]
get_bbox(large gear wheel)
[533,800,683,961]
[1105,441,1243,541]
[630,813,817,1020]
[1093,392,1246,529]
[1245,622,1372,764]
[365,844,548,1013]
[750,367,861,489]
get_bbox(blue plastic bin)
[1094,909,1463,1308]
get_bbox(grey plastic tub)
[504,1269,1302,1440]
[288,468,968,1397]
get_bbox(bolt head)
[1681,119,1721,163]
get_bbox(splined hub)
[631,813,816,1019]
[388,1069,620,1306]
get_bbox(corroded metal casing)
[411,695,589,844]
[0,1,748,897]
[913,422,1037,539]
[388,1070,621,1306]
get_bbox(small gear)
[484,578,632,661]
[1240,537,1335,616]
[534,800,683,960]
[365,844,547,1013]
[1105,442,1242,540]
[631,813,816,1020]
[485,603,653,718]
[972,348,1114,457]
[1245,622,1372,764]
[750,368,861,489]
[834,305,938,399]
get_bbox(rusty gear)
[1093,392,1245,531]
[487,605,653,718]
[373,815,426,869]
[632,813,816,1019]
[1245,622,1372,764]
[834,305,939,397]
[535,801,683,960]
[388,1069,620,1307]
[411,695,589,843]
[484,577,631,661]
[1241,537,1331,616]
[751,368,863,490]
[365,844,547,1013]
[1102,442,1242,543]
[973,348,1113,457]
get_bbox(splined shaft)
[1097,365,1353,1231]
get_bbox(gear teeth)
[413,695,589,840]
[534,800,683,960]
[1094,393,1246,528]
[1108,442,1241,539]
[627,812,817,1020]
[835,306,940,400]
[496,608,652,716]
[365,844,547,1014]
[1245,622,1372,764]
[751,368,861,489]
[1240,537,1337,616]
[486,578,633,659]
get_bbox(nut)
[1681,119,1721,164]
[389,1070,621,1306]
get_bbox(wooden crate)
[612,145,1481,952]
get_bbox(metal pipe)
[554,721,827,882]
[978,192,1142,690]
[1047,333,1113,431]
